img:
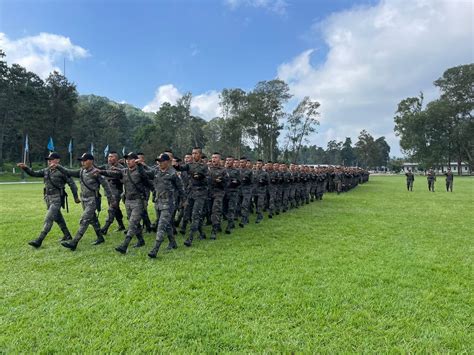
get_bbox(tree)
[355,130,376,168]
[284,96,320,163]
[340,137,356,166]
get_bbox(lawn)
[0,176,472,352]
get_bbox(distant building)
[401,162,471,175]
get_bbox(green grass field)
[1,176,473,352]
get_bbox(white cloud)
[0,32,89,78]
[143,84,221,119]
[277,0,473,156]
[225,0,288,16]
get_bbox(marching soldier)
[427,169,436,192]
[96,152,149,254]
[405,168,414,191]
[224,156,241,234]
[55,153,114,251]
[445,168,454,192]
[254,159,269,223]
[173,147,209,247]
[98,151,126,234]
[239,158,253,227]
[137,152,153,233]
[143,153,184,258]
[208,152,228,240]
[17,152,80,248]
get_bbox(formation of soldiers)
[18,148,369,259]
[405,168,454,192]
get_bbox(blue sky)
[1,0,472,156]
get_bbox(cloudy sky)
[1,0,472,156]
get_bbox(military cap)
[45,152,61,160]
[77,153,94,161]
[156,153,170,162]
[124,152,139,160]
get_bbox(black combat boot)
[61,236,80,251]
[198,228,206,240]
[115,235,132,254]
[268,213,273,219]
[166,234,178,250]
[184,231,194,247]
[133,234,145,248]
[115,219,126,232]
[100,221,111,235]
[60,232,72,242]
[28,232,46,248]
[255,214,263,224]
[210,225,219,240]
[225,222,232,235]
[92,229,105,245]
[179,220,188,235]
[148,240,162,258]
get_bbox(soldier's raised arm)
[97,168,123,179]
[17,163,45,177]
[55,164,81,178]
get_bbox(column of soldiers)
[19,149,369,258]
[404,168,454,192]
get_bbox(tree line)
[1,48,390,169]
[394,64,473,174]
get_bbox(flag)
[90,143,94,155]
[24,135,29,153]
[68,139,73,154]
[122,146,126,156]
[104,144,109,158]
[47,137,55,151]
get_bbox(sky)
[0,0,473,156]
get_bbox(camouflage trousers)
[125,198,144,237]
[210,189,225,227]
[154,200,174,242]
[446,180,453,192]
[188,191,207,232]
[428,180,435,192]
[281,187,289,211]
[103,192,124,227]
[240,188,253,220]
[407,180,413,191]
[255,189,267,217]
[74,196,101,241]
[39,194,70,239]
[224,190,239,223]
[267,186,277,214]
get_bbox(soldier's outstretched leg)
[62,197,97,251]
[29,196,63,248]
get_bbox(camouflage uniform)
[23,166,79,248]
[209,165,228,239]
[99,164,150,253]
[427,171,436,192]
[57,165,113,250]
[445,171,453,192]
[239,167,253,226]
[224,166,241,233]
[97,161,125,234]
[254,169,269,223]
[267,169,279,218]
[175,161,209,246]
[405,171,414,191]
[281,170,291,212]
[144,165,184,257]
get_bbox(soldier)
[177,153,193,234]
[137,152,153,233]
[98,151,126,234]
[17,152,80,248]
[333,167,343,194]
[280,163,291,212]
[444,168,454,192]
[144,153,184,258]
[254,159,269,223]
[208,152,228,239]
[427,169,436,192]
[266,161,277,218]
[173,147,209,247]
[405,168,415,191]
[96,152,149,254]
[238,157,253,227]
[224,156,241,234]
[55,153,114,251]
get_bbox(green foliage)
[1,176,473,352]
[394,64,474,173]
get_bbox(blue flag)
[47,137,55,151]
[104,144,109,158]
[90,143,94,155]
[68,139,73,154]
[24,135,29,153]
